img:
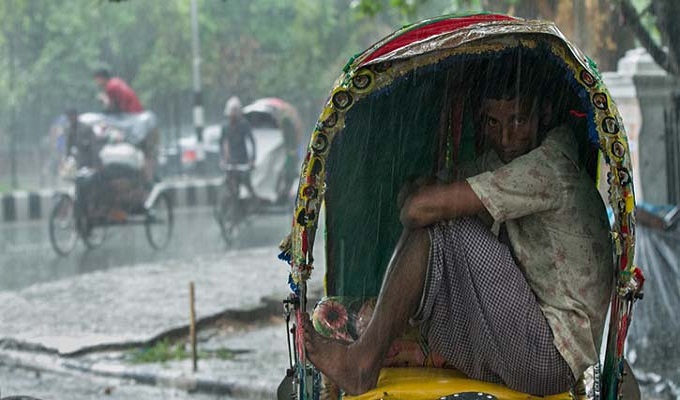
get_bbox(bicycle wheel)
[214,184,242,246]
[49,194,78,256]
[145,191,173,249]
[73,178,107,250]
[79,209,107,249]
[212,181,227,222]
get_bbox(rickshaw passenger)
[93,68,158,184]
[93,68,144,114]
[65,109,99,169]
[303,60,613,396]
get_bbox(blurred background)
[0,0,657,190]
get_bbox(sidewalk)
[1,176,221,223]
[0,245,326,397]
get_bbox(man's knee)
[406,227,430,250]
[445,216,487,234]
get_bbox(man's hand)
[397,176,435,210]
[399,179,485,229]
[399,182,442,228]
[97,92,111,107]
[109,128,125,143]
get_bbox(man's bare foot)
[302,314,380,395]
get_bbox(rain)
[0,1,679,399]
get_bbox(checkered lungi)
[411,217,575,395]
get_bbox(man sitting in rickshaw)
[303,54,613,396]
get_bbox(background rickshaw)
[277,14,645,400]
[48,111,173,256]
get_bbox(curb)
[0,349,264,397]
[0,296,284,358]
[1,178,221,223]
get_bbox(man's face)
[94,76,107,88]
[227,111,238,123]
[480,97,540,163]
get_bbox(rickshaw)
[244,97,305,204]
[277,13,645,400]
[213,98,303,245]
[48,112,173,256]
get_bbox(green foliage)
[353,0,424,19]
[0,0,429,146]
[131,339,188,364]
[353,0,484,19]
[214,347,236,360]
[630,0,661,42]
[129,338,238,364]
[1,0,663,150]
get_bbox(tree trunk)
[653,0,680,76]
[617,0,678,75]
[495,0,634,72]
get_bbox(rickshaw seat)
[344,367,575,400]
[313,297,580,399]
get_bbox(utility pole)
[190,0,205,175]
[8,25,18,189]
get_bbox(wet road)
[0,207,292,292]
[0,207,295,399]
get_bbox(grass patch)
[129,339,241,364]
[131,339,187,364]
[214,348,237,360]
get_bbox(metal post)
[8,25,18,189]
[190,0,205,174]
[189,281,197,372]
[174,96,182,175]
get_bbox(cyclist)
[220,96,259,199]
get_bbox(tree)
[352,0,635,71]
[617,0,680,76]
[0,0,412,154]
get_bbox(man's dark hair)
[477,48,545,114]
[93,68,111,80]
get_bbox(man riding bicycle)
[220,96,259,199]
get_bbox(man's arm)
[104,89,123,113]
[220,125,229,161]
[400,181,484,229]
[65,125,75,158]
[245,124,256,164]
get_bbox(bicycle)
[213,162,253,246]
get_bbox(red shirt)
[105,77,144,113]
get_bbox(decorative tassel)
[278,250,292,263]
[279,234,292,252]
[297,263,314,281]
[278,234,292,264]
[288,274,300,295]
